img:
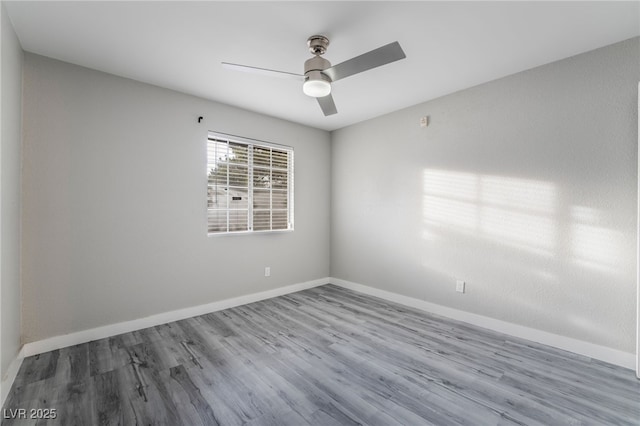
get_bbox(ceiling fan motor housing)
[304,56,331,76]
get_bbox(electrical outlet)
[456,280,465,293]
[265,267,271,277]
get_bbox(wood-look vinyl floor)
[2,284,639,425]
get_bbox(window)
[207,132,294,234]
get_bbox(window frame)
[207,132,294,236]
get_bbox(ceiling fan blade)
[323,41,406,82]
[222,62,304,81]
[317,94,337,116]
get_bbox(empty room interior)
[1,1,640,425]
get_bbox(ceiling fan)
[222,35,406,116]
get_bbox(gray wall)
[1,2,23,379]
[22,53,331,343]
[331,38,639,353]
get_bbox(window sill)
[207,229,294,237]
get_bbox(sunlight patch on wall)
[422,170,478,200]
[481,207,556,255]
[422,169,557,256]
[570,206,622,273]
[422,196,477,231]
[481,176,555,214]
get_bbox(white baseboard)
[22,278,329,358]
[1,347,25,408]
[330,278,636,370]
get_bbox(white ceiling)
[5,1,639,131]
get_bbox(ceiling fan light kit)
[223,34,406,116]
[303,72,332,97]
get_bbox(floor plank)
[3,284,639,425]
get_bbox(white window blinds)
[207,133,294,234]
